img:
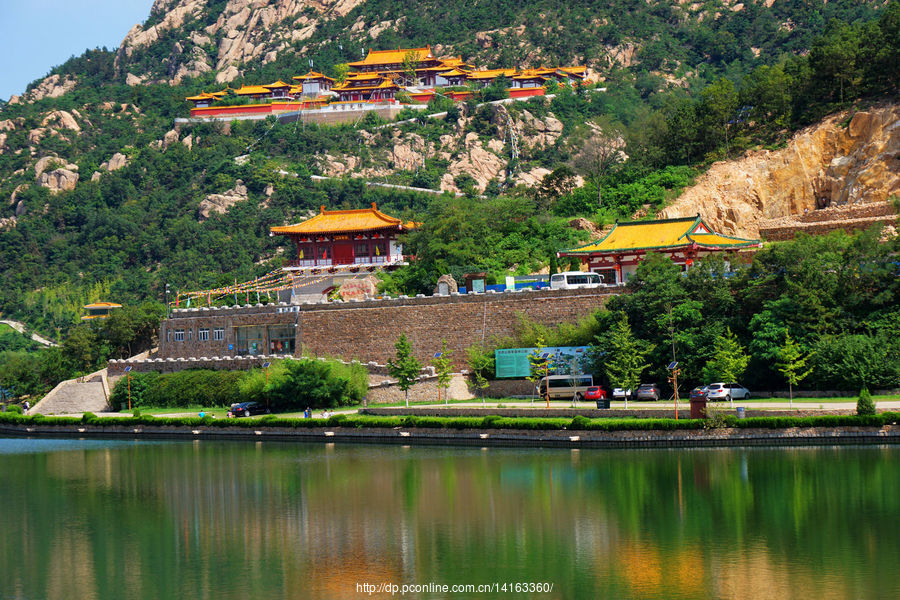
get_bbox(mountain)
[0,0,898,335]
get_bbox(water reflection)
[0,439,897,599]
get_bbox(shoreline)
[2,422,898,449]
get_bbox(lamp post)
[263,362,271,410]
[124,366,132,411]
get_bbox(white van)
[537,375,594,400]
[549,271,604,290]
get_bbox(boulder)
[37,168,79,194]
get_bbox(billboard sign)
[494,346,594,378]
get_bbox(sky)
[0,0,155,101]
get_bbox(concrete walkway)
[29,368,111,415]
[0,319,57,347]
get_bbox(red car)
[584,386,607,400]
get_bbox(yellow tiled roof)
[263,80,292,88]
[84,302,122,309]
[559,66,587,77]
[437,68,469,77]
[466,68,517,79]
[234,85,272,95]
[185,92,216,101]
[292,71,335,82]
[561,217,760,254]
[271,203,415,235]
[349,46,434,67]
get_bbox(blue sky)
[0,0,154,101]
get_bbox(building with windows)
[557,216,761,285]
[270,202,416,273]
[82,302,122,320]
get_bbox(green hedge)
[2,411,897,431]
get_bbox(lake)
[1,438,897,599]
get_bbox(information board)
[494,346,593,378]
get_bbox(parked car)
[230,401,270,417]
[537,375,594,401]
[689,386,709,401]
[612,388,632,400]
[706,382,750,401]
[635,383,661,401]
[584,386,607,401]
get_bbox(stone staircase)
[30,369,111,415]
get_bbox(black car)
[635,383,661,401]
[230,401,270,417]
[690,386,709,401]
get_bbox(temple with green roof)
[557,215,761,285]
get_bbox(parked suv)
[635,383,661,401]
[706,383,750,401]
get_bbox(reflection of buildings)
[558,216,761,285]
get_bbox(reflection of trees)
[1,442,898,599]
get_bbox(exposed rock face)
[41,110,81,132]
[0,216,16,231]
[446,133,506,191]
[37,168,79,194]
[660,105,900,237]
[116,0,366,85]
[98,152,129,173]
[35,156,64,178]
[198,178,248,219]
[23,75,77,102]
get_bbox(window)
[234,326,264,356]
[187,329,193,341]
[167,330,171,342]
[268,325,295,355]
[174,329,185,342]
[198,329,209,341]
[355,242,369,257]
[213,328,224,341]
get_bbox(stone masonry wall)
[151,287,621,370]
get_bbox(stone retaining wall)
[758,201,898,241]
[154,286,621,368]
[3,422,897,449]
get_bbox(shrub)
[5,404,23,414]
[857,388,876,416]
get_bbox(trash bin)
[736,406,746,419]
[690,398,708,419]
[596,399,610,409]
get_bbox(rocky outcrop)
[37,168,79,194]
[660,105,900,237]
[40,110,81,132]
[446,133,506,191]
[116,0,367,85]
[198,178,248,219]
[91,152,129,180]
[20,75,77,102]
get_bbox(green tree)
[401,50,419,86]
[387,334,422,407]
[526,335,548,405]
[856,387,876,416]
[775,333,813,407]
[702,328,749,398]
[466,344,493,405]
[433,339,453,405]
[600,315,652,404]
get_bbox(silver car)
[706,382,750,401]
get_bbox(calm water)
[1,438,898,599]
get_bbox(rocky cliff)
[660,104,900,238]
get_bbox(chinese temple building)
[557,216,761,285]
[183,44,587,118]
[82,302,122,320]
[270,203,417,273]
[332,73,401,103]
[293,71,335,96]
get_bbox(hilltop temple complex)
[184,45,587,119]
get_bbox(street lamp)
[124,366,133,411]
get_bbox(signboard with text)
[494,346,594,378]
